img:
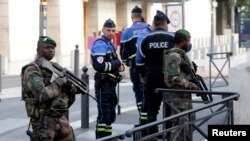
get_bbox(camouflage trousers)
[169,93,194,141]
[31,115,75,141]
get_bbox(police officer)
[91,19,125,139]
[119,6,148,125]
[164,29,199,141]
[135,24,154,127]
[136,10,173,138]
[21,36,77,141]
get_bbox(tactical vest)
[162,48,192,87]
[21,61,74,118]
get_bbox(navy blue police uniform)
[91,19,122,139]
[120,6,148,122]
[136,10,173,136]
[135,25,153,126]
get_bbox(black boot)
[96,124,107,139]
[105,126,112,137]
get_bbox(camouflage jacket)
[21,57,75,118]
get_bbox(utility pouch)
[24,98,40,118]
[94,73,106,87]
[50,94,69,116]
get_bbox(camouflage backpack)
[162,48,191,87]
[21,62,41,118]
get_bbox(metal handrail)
[125,88,240,141]
[207,52,233,90]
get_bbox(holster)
[94,73,106,88]
[95,73,122,87]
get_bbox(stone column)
[47,0,61,64]
[0,0,9,74]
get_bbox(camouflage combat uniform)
[163,48,195,141]
[21,58,75,141]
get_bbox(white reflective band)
[128,54,136,59]
[136,63,145,66]
[97,123,107,126]
[104,62,109,71]
[140,112,147,116]
[108,62,112,71]
[106,125,112,128]
[139,45,145,58]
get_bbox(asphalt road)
[0,74,232,141]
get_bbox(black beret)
[131,5,142,14]
[38,36,56,47]
[154,10,170,24]
[103,18,116,28]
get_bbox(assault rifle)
[181,61,213,103]
[38,57,88,95]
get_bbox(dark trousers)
[145,72,172,136]
[129,67,144,115]
[95,82,117,139]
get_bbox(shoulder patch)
[97,56,104,63]
[28,74,43,88]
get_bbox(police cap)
[131,5,142,14]
[154,10,170,24]
[103,18,116,28]
[38,36,56,47]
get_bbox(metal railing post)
[67,44,80,120]
[74,45,80,78]
[65,45,80,120]
[81,66,89,128]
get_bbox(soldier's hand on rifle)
[55,77,68,87]
[188,82,200,90]
[66,80,78,95]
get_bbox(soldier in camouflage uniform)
[21,36,77,141]
[163,29,199,141]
